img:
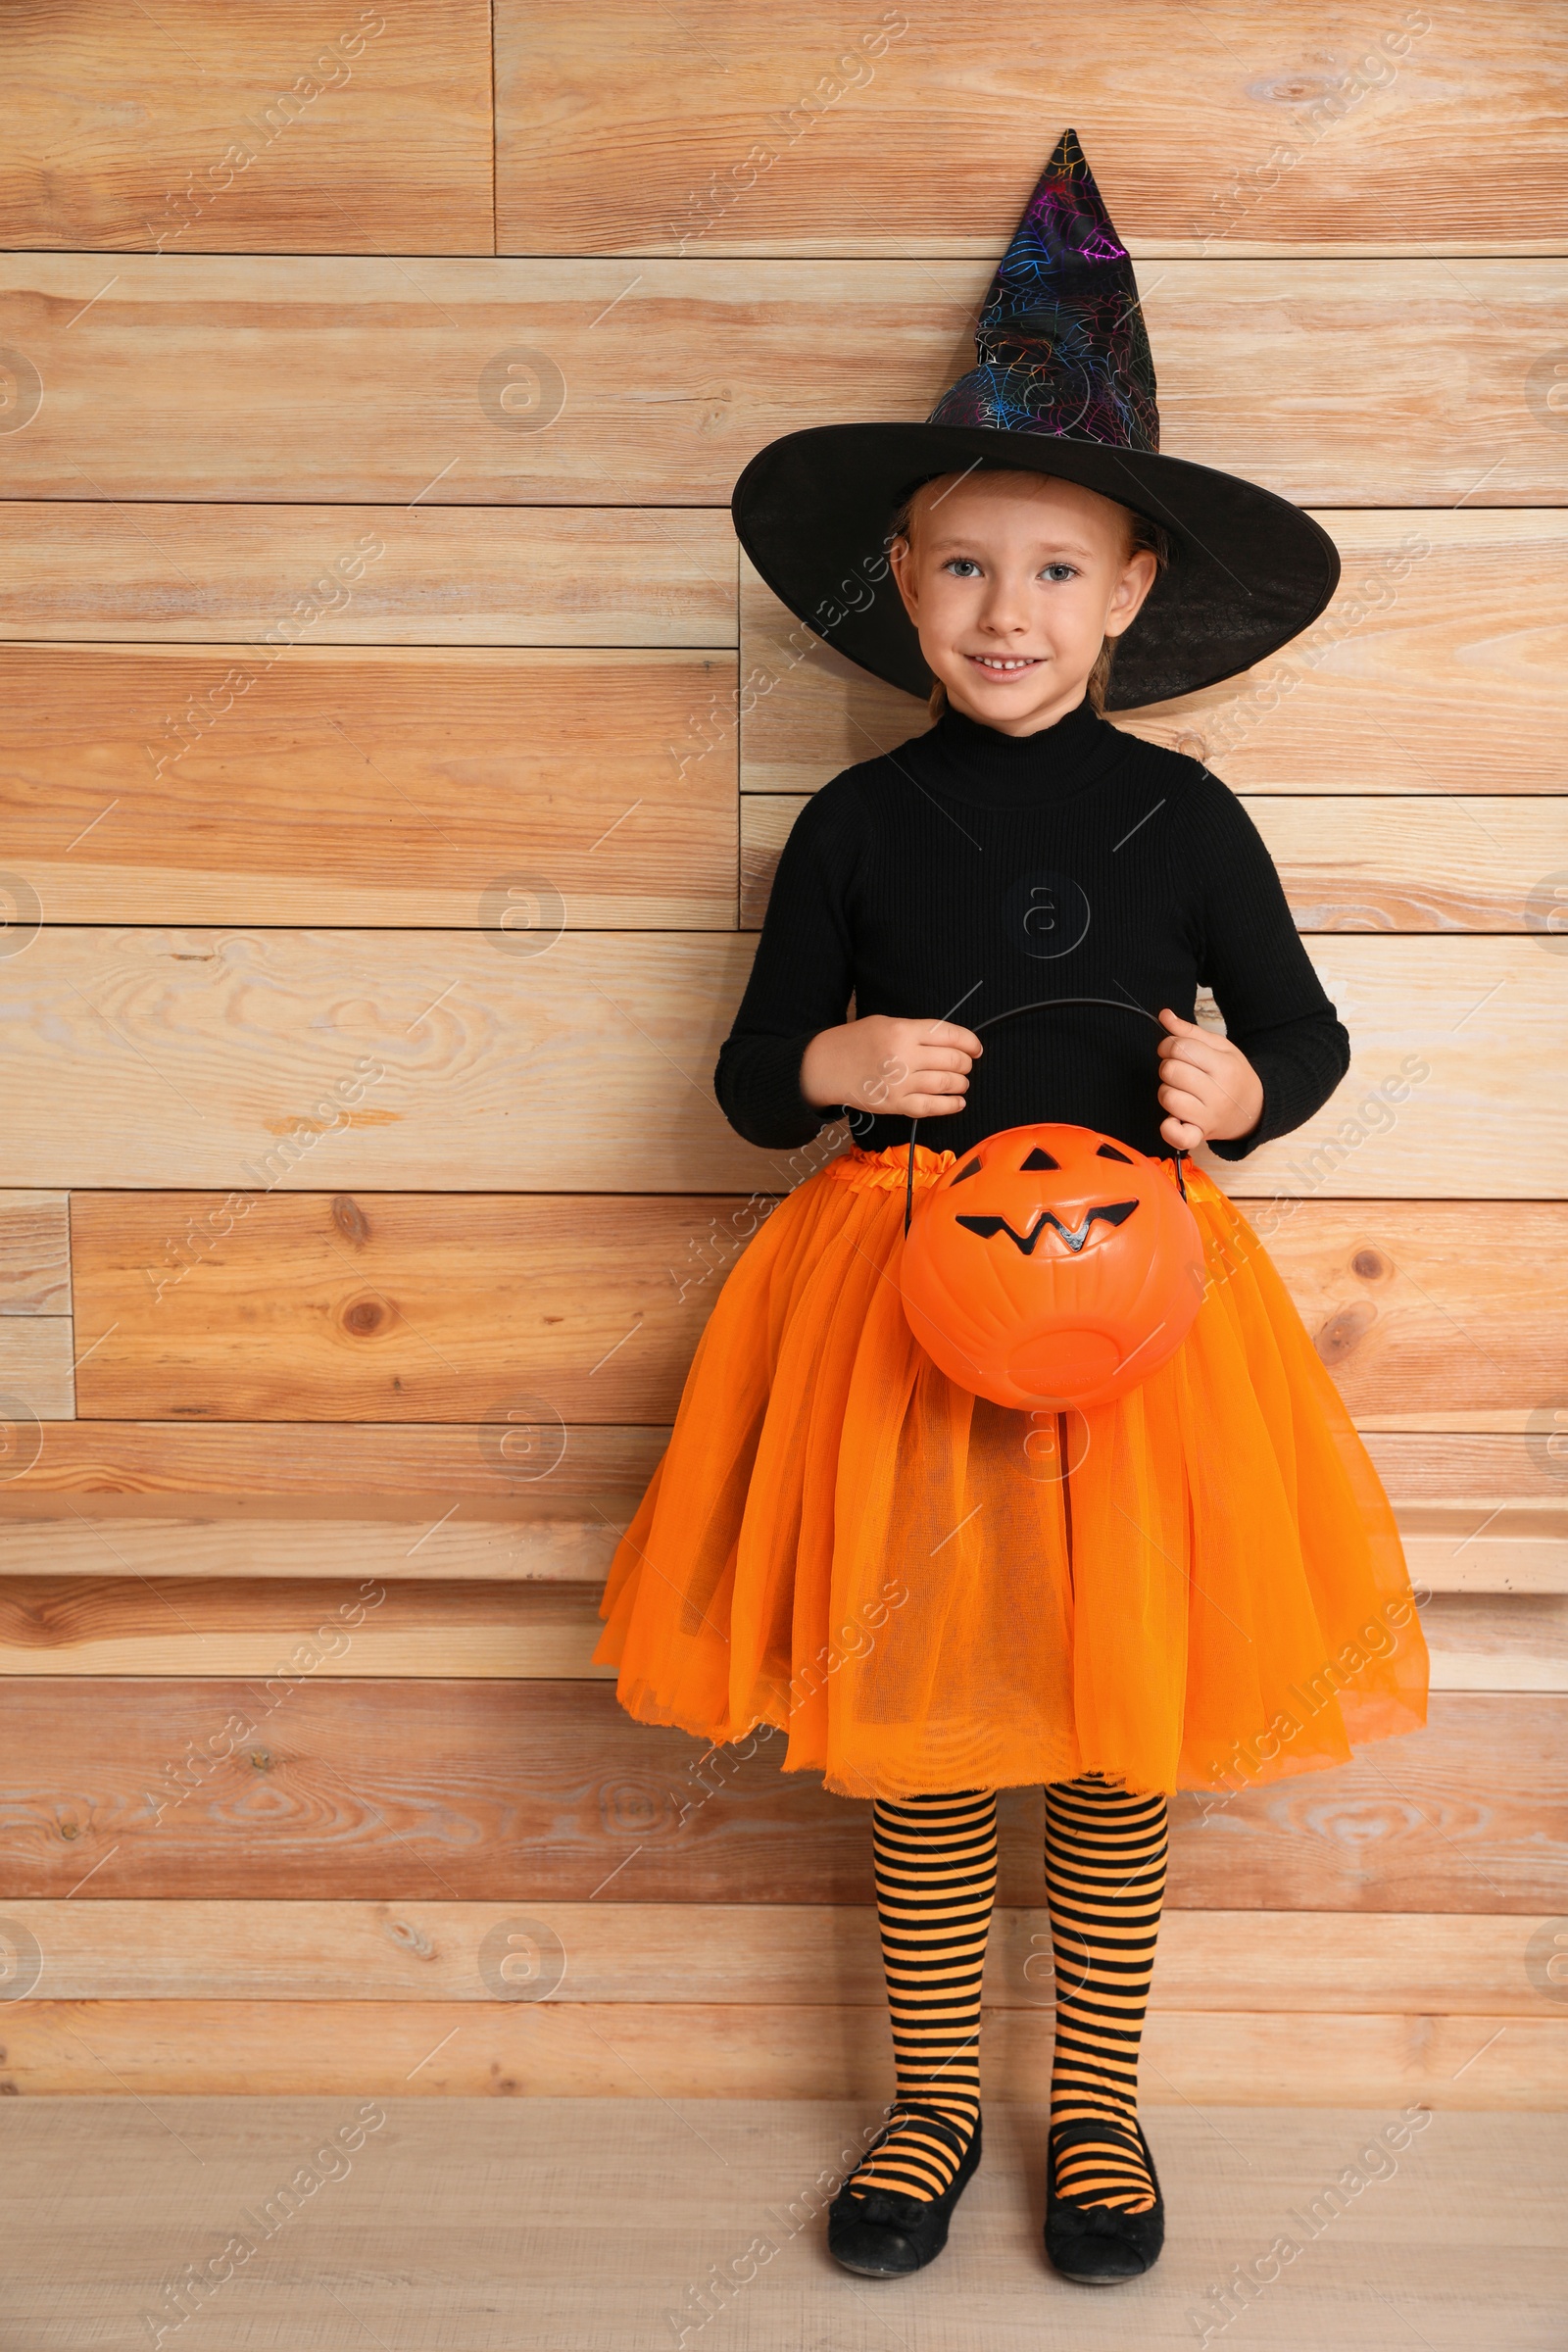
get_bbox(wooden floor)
[3,2098,1562,2348]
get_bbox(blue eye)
[1041,563,1078,582]
[942,557,982,577]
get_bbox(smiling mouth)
[956,1201,1139,1255]
[965,654,1043,673]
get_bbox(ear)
[888,533,920,623]
[1102,546,1159,641]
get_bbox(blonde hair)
[887,469,1171,720]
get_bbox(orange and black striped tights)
[851,1777,1167,2210]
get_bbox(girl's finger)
[920,1022,983,1055]
[1158,1083,1210,1120]
[1159,1032,1225,1074]
[1160,1112,1203,1149]
[1159,1067,1211,1100]
[1157,1005,1208,1040]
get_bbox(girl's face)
[888,470,1158,736]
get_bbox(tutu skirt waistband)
[594,1146,1428,1798]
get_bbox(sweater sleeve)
[714,780,864,1150]
[1184,769,1351,1161]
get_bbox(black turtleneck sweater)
[715,698,1348,1162]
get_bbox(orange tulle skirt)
[594,1145,1428,1798]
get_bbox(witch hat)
[731,129,1339,710]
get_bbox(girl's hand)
[1155,1006,1263,1149]
[801,1015,982,1120]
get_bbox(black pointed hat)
[731,129,1339,710]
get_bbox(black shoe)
[1044,2117,1164,2284]
[828,2107,983,2278]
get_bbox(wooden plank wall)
[0,1,1564,2107]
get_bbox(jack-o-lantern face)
[900,1122,1206,1410]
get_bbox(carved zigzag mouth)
[954,1200,1139,1256]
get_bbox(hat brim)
[731,422,1341,711]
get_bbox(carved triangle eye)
[1096,1143,1133,1163]
[952,1155,984,1185]
[1020,1147,1058,1171]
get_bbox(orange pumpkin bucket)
[899,1000,1207,1410]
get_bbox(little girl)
[595,130,1428,2287]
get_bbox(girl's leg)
[1044,1773,1168,2209]
[850,1787,999,2199]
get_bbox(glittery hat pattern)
[928,128,1158,453]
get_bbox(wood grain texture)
[740,515,1568,795]
[65,1195,1568,1422]
[1242,799,1564,932]
[1203,941,1564,1198]
[1218,1202,1568,1417]
[0,2,494,253]
[0,647,739,926]
[0,1579,1558,1690]
[1363,1432,1568,1501]
[0,1425,667,1585]
[0,1578,619,1681]
[1,931,774,1192]
[0,1502,1558,1593]
[0,1319,74,1422]
[1362,1411,1568,1436]
[68,1193,732,1422]
[1421,1595,1568,1691]
[3,2103,1562,2352]
[1,1427,1558,1591]
[0,1419,668,1497]
[741,793,1566,933]
[0,1508,627,1586]
[0,509,736,642]
[0,1899,1542,2013]
[1126,511,1568,790]
[1,1999,1557,2106]
[0,1192,71,1313]
[3,257,1565,505]
[739,794,803,929]
[0,1683,1555,1910]
[1398,1533,1568,1598]
[3,1416,1550,1498]
[736,559,916,793]
[495,1,1568,257]
[1,934,1559,1194]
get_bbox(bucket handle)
[903,997,1186,1236]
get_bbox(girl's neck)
[915,694,1126,810]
